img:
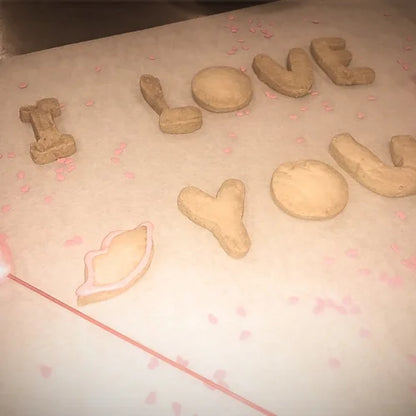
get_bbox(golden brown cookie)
[177,179,251,258]
[330,133,416,197]
[252,48,314,97]
[191,66,252,112]
[270,160,349,220]
[310,37,375,85]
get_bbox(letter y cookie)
[177,179,251,258]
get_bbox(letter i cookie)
[177,179,251,258]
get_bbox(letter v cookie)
[177,179,251,258]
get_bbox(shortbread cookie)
[270,160,349,220]
[252,49,313,97]
[76,222,154,306]
[191,66,252,112]
[20,98,76,164]
[390,135,416,169]
[310,37,375,85]
[177,179,251,258]
[140,74,202,134]
[329,133,416,197]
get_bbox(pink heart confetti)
[19,82,28,89]
[172,402,182,416]
[367,95,377,101]
[148,357,159,370]
[236,306,246,316]
[359,328,371,338]
[231,27,239,33]
[111,157,120,164]
[40,364,52,378]
[16,171,25,179]
[7,153,16,159]
[114,148,123,156]
[357,112,366,119]
[44,196,53,204]
[328,358,341,369]
[345,248,358,258]
[240,66,247,72]
[176,356,189,367]
[85,100,94,107]
[20,185,30,193]
[407,354,416,364]
[119,142,127,150]
[288,296,299,304]
[244,109,250,115]
[223,147,232,154]
[396,210,406,220]
[1,205,11,214]
[124,172,135,179]
[145,391,157,404]
[402,256,416,271]
[265,91,277,99]
[239,330,251,340]
[208,313,218,324]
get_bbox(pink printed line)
[6,273,277,416]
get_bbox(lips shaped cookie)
[76,222,154,306]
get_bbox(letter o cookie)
[191,66,253,112]
[270,160,349,220]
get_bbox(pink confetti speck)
[289,114,298,120]
[172,402,182,416]
[228,15,235,20]
[236,306,246,316]
[228,132,237,138]
[57,158,66,164]
[404,45,412,51]
[94,65,102,72]
[402,256,416,271]
[367,95,377,101]
[359,328,371,338]
[16,171,25,179]
[357,112,365,119]
[231,27,239,33]
[145,392,157,404]
[264,33,273,39]
[148,357,159,370]
[231,45,238,51]
[114,148,123,156]
[148,55,156,60]
[40,365,52,378]
[244,109,250,115]
[396,211,406,220]
[265,91,277,99]
[300,106,308,111]
[223,147,232,154]
[7,153,16,159]
[64,236,83,247]
[64,158,73,165]
[119,142,127,150]
[20,185,30,193]
[111,157,120,164]
[241,45,250,51]
[227,50,236,55]
[66,165,75,173]
[236,111,244,116]
[44,196,53,204]
[288,296,299,304]
[240,66,247,72]
[208,313,218,324]
[85,100,94,107]
[124,172,135,179]
[237,38,245,43]
[239,330,251,340]
[310,91,319,96]
[1,205,11,213]
[56,173,65,181]
[59,102,65,109]
[324,105,334,112]
[311,19,320,24]
[176,356,189,367]
[391,243,399,253]
[296,137,305,144]
[328,358,341,369]
[55,167,64,174]
[380,273,403,287]
[249,27,256,33]
[19,82,28,89]
[346,248,358,258]
[407,354,416,364]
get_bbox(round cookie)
[191,66,252,112]
[270,160,349,220]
